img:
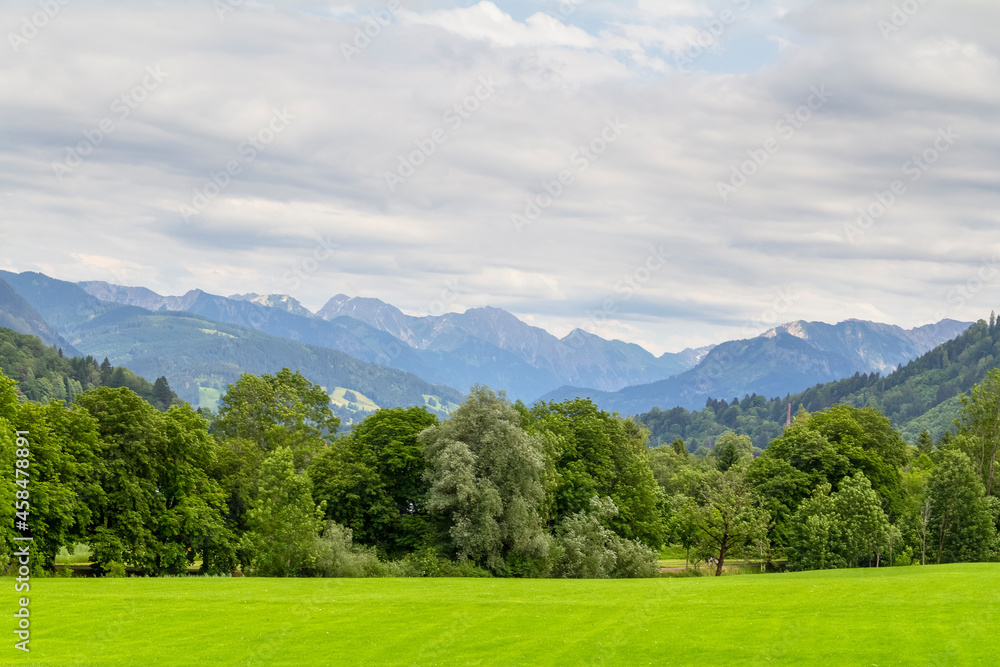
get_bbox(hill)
[0,272,464,424]
[0,326,178,408]
[637,316,1000,450]
[0,275,79,354]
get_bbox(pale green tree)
[553,497,659,578]
[421,386,550,576]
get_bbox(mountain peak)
[229,293,312,317]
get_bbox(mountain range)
[75,280,709,398]
[541,318,974,412]
[0,269,976,422]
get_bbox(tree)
[243,447,324,576]
[11,400,103,570]
[787,484,844,571]
[77,388,235,575]
[309,407,439,559]
[151,376,174,411]
[0,374,22,571]
[916,430,934,457]
[695,464,770,576]
[671,438,688,458]
[752,406,905,532]
[712,432,753,472]
[421,386,550,576]
[215,368,340,470]
[919,498,932,566]
[667,494,700,569]
[926,449,997,564]
[831,472,890,567]
[523,398,666,548]
[956,369,1000,496]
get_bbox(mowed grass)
[6,564,999,665]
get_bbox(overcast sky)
[1,0,998,354]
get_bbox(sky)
[1,0,998,355]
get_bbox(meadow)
[5,564,998,665]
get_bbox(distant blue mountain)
[540,319,973,413]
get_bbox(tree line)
[2,365,998,579]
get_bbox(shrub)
[311,523,387,578]
[553,498,659,578]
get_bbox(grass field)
[5,564,998,665]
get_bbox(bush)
[387,548,491,578]
[311,523,387,578]
[552,498,659,578]
[104,561,127,578]
[893,546,914,567]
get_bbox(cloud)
[0,0,998,356]
[401,2,597,49]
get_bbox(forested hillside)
[0,327,179,409]
[639,316,1000,451]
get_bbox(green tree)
[243,446,324,576]
[151,376,174,411]
[787,484,844,571]
[309,407,439,559]
[956,369,1000,496]
[712,432,753,472]
[215,368,340,471]
[831,472,890,567]
[11,400,103,570]
[0,373,21,571]
[667,493,701,569]
[523,398,666,548]
[421,386,550,576]
[695,464,770,576]
[77,387,235,575]
[926,449,997,564]
[671,438,688,458]
[916,429,934,457]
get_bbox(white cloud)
[401,2,597,49]
[0,0,998,354]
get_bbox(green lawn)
[6,564,998,665]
